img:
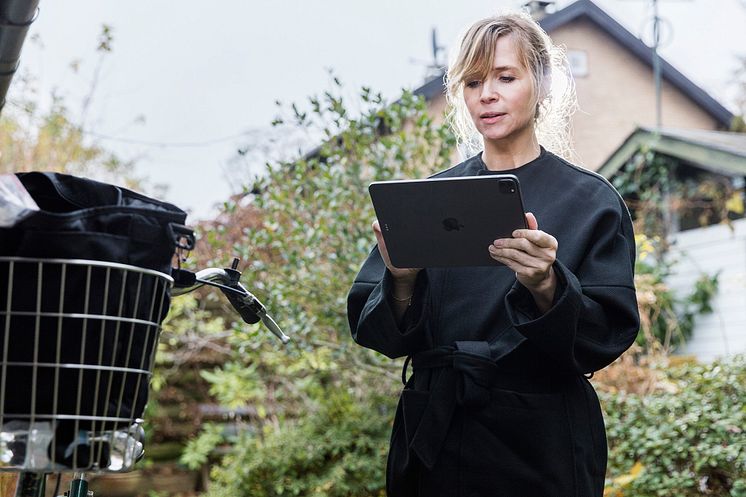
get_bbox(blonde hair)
[445,11,577,160]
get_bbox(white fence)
[665,218,746,361]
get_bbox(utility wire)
[81,129,261,148]
[6,98,264,149]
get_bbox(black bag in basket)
[0,172,194,466]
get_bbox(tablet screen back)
[368,175,526,268]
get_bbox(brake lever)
[227,283,290,344]
[210,279,289,344]
[172,262,290,344]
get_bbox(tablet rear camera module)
[499,180,516,194]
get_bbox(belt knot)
[453,347,494,408]
[406,340,497,470]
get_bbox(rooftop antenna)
[427,27,446,78]
[622,0,689,129]
[408,28,446,80]
[651,0,663,128]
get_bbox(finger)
[373,225,384,247]
[525,212,538,230]
[489,245,544,269]
[490,253,523,274]
[493,236,554,263]
[493,236,543,257]
[489,248,554,285]
[372,221,393,265]
[511,229,558,250]
[489,249,540,278]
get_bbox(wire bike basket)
[0,171,193,479]
[0,172,287,496]
[0,257,172,473]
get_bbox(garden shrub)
[203,389,394,497]
[603,355,746,496]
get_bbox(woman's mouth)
[480,112,506,124]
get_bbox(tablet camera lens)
[499,180,516,194]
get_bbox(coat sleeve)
[504,194,640,374]
[347,246,431,359]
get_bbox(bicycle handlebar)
[171,263,290,344]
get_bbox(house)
[414,0,744,361]
[415,0,733,170]
[600,127,746,361]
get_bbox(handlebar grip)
[172,268,196,288]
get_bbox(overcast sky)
[9,0,746,220]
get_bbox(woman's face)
[463,34,537,147]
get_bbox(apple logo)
[442,218,464,231]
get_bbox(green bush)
[176,81,453,491]
[203,388,394,497]
[603,355,746,496]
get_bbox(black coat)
[347,149,640,497]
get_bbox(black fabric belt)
[404,341,559,470]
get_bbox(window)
[567,50,588,78]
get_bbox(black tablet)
[368,174,527,268]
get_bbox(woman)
[347,11,640,497]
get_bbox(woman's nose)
[480,79,498,102]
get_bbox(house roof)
[413,0,733,127]
[597,127,746,178]
[413,73,446,101]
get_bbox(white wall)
[665,218,746,362]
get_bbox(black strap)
[454,340,491,357]
[408,342,496,470]
[401,354,412,385]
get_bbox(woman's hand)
[372,220,421,284]
[488,212,558,313]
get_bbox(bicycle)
[0,255,287,497]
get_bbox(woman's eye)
[466,80,482,89]
[500,76,516,83]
